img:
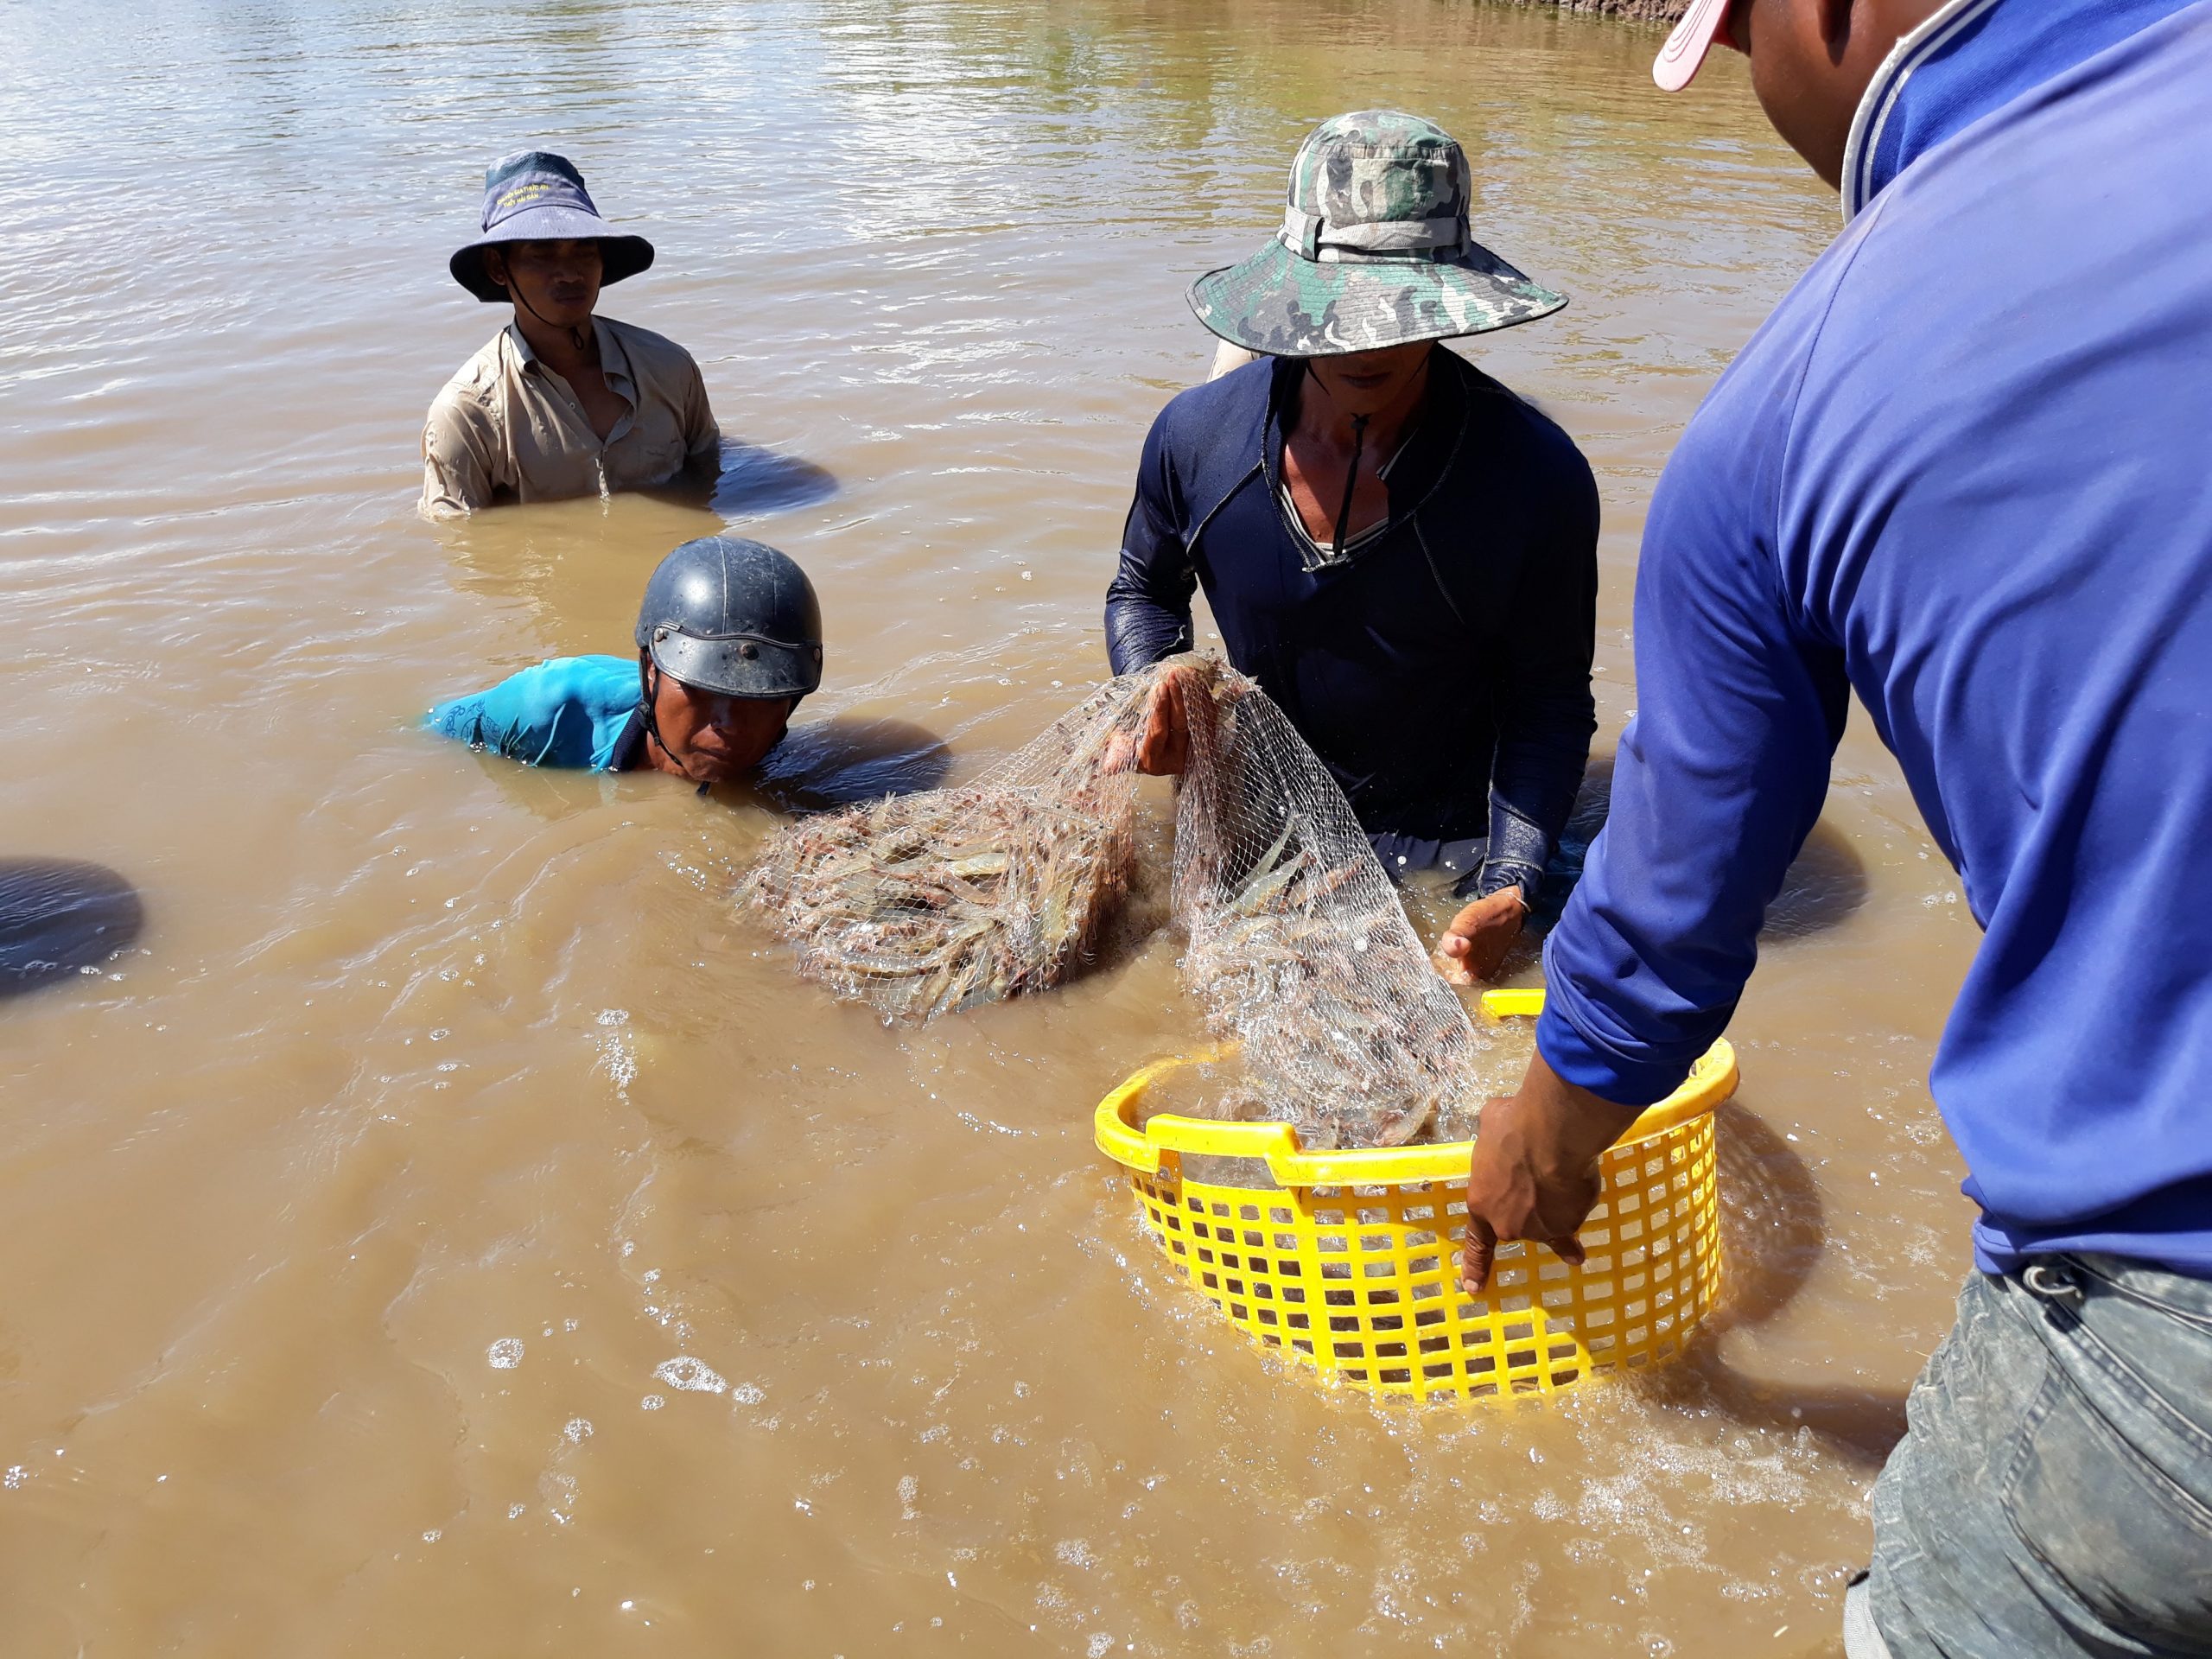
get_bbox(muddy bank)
[1516,0,1689,22]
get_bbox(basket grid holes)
[1123,1116,1719,1399]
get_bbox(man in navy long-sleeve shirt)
[1106,111,1599,982]
[1462,0,2212,1652]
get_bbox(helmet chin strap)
[637,656,685,776]
[636,655,719,797]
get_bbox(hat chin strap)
[1332,413,1370,557]
[502,264,594,354]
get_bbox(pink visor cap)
[1653,0,1735,91]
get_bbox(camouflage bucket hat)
[1189,111,1566,357]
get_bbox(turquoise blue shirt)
[425,655,643,771]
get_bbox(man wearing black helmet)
[426,537,823,786]
[421,150,720,518]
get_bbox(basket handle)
[1094,1054,1476,1183]
[1093,989,1736,1182]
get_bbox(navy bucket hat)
[448,150,656,304]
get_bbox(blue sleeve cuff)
[1535,1001,1696,1109]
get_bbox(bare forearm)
[1459,1049,1643,1291]
[1516,1049,1641,1166]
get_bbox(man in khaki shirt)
[422,150,720,518]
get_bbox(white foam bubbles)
[487,1338,524,1370]
[652,1356,727,1394]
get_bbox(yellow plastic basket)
[1095,988,1738,1402]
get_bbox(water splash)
[595,1009,636,1096]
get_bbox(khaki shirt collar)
[502,317,639,439]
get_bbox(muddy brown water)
[0,2,1983,1653]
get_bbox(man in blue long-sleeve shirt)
[1104,111,1599,982]
[1462,0,2212,1652]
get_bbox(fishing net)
[1166,660,1487,1149]
[741,673,1156,1025]
[744,656,1490,1147]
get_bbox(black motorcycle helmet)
[633,536,823,702]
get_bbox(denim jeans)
[1851,1255,2212,1656]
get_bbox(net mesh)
[741,673,1155,1025]
[743,656,1491,1147]
[1167,659,1486,1148]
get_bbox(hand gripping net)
[741,672,1155,1025]
[1168,659,1486,1148]
[743,657,1488,1147]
